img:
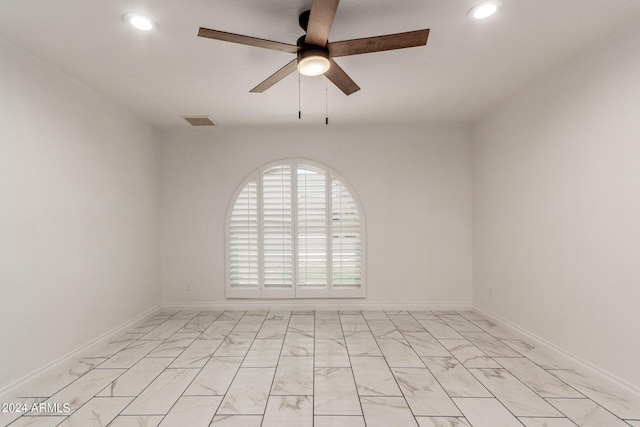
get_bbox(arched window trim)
[225,158,366,299]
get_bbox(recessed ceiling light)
[468,0,504,20]
[123,12,157,31]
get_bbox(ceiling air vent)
[182,116,216,126]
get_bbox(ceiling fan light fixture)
[297,48,331,76]
[123,12,157,31]
[468,0,503,20]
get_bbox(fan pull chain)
[325,78,329,125]
[298,72,301,120]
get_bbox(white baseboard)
[473,304,640,399]
[0,304,162,400]
[161,301,473,312]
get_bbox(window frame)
[225,158,366,299]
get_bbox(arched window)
[227,159,365,298]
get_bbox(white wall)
[160,125,472,308]
[0,39,160,391]
[473,21,640,391]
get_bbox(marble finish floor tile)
[88,337,137,358]
[146,334,198,358]
[314,368,361,415]
[233,315,266,332]
[157,396,222,427]
[494,357,583,398]
[121,368,199,415]
[261,396,313,427]
[339,314,370,332]
[315,311,340,320]
[16,358,107,397]
[422,357,492,398]
[315,320,344,339]
[366,319,404,339]
[213,332,256,357]
[350,357,402,396]
[139,319,190,341]
[388,314,425,332]
[418,319,463,339]
[416,417,471,427]
[500,339,571,369]
[99,341,161,369]
[471,319,515,339]
[98,358,172,397]
[288,315,315,332]
[548,398,631,427]
[42,368,126,413]
[362,311,390,320]
[179,315,218,333]
[7,416,68,427]
[184,356,243,396]
[315,338,350,367]
[344,331,382,357]
[219,311,246,320]
[256,320,289,339]
[470,368,562,417]
[314,415,366,427]
[271,357,313,395]
[13,309,640,427]
[201,321,237,340]
[376,338,424,367]
[56,396,132,427]
[519,418,578,427]
[108,415,164,427]
[281,331,314,357]
[404,331,451,357]
[266,311,291,321]
[242,339,283,368]
[549,369,640,419]
[169,339,222,368]
[360,396,418,427]
[459,331,522,358]
[439,339,501,369]
[436,314,483,332]
[392,368,462,416]
[409,311,439,320]
[457,311,487,321]
[210,414,262,426]
[217,368,276,415]
[453,397,523,427]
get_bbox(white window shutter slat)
[262,164,293,289]
[229,179,258,289]
[331,176,361,288]
[297,165,327,289]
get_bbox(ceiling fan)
[197,0,430,95]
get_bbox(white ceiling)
[1,0,640,128]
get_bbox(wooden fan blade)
[250,59,298,93]
[198,28,299,54]
[328,29,430,57]
[325,59,360,96]
[305,0,340,47]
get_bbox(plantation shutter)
[331,176,361,289]
[262,164,293,294]
[229,178,259,293]
[297,165,328,295]
[227,160,364,299]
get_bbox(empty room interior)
[2,0,640,426]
